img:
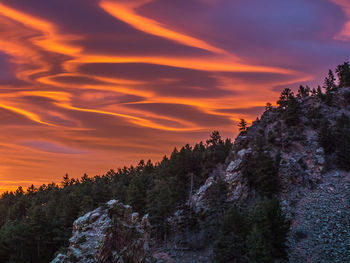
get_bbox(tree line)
[0,132,232,263]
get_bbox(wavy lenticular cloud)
[99,0,229,55]
[0,0,348,192]
[65,55,298,74]
[0,103,54,126]
[0,3,81,56]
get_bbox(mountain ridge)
[2,62,350,262]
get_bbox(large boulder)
[51,200,152,263]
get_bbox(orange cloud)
[99,0,228,55]
[0,103,54,126]
[331,0,350,40]
[0,3,81,55]
[55,102,200,131]
[0,0,316,193]
[65,55,297,75]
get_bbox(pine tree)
[247,198,290,263]
[214,206,249,263]
[247,224,273,263]
[277,88,294,109]
[316,85,324,99]
[265,102,272,111]
[322,70,337,105]
[297,85,310,98]
[61,173,70,187]
[205,174,228,212]
[324,69,337,93]
[335,113,350,170]
[283,95,301,127]
[319,120,334,155]
[255,153,279,197]
[336,62,350,87]
[127,165,154,214]
[206,131,222,146]
[242,152,279,197]
[238,119,248,134]
[146,179,173,239]
[275,88,301,126]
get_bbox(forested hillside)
[0,131,232,262]
[1,62,350,263]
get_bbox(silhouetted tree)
[316,85,324,100]
[61,173,70,188]
[324,69,337,92]
[238,119,248,134]
[297,85,310,98]
[206,130,221,146]
[277,88,294,109]
[336,62,350,87]
[265,102,273,111]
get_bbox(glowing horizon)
[0,0,349,192]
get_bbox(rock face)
[189,87,350,262]
[51,200,152,263]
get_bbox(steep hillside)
[50,63,350,263]
[0,132,233,263]
[190,85,350,262]
[1,63,350,263]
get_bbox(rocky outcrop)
[190,148,250,214]
[188,87,350,262]
[191,90,350,207]
[51,200,152,263]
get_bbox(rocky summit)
[188,86,350,262]
[51,200,152,263]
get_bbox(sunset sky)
[0,0,349,192]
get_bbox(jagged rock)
[191,148,251,212]
[51,200,152,263]
[183,87,350,262]
[190,175,216,214]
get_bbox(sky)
[0,0,349,192]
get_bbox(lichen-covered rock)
[51,200,152,263]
